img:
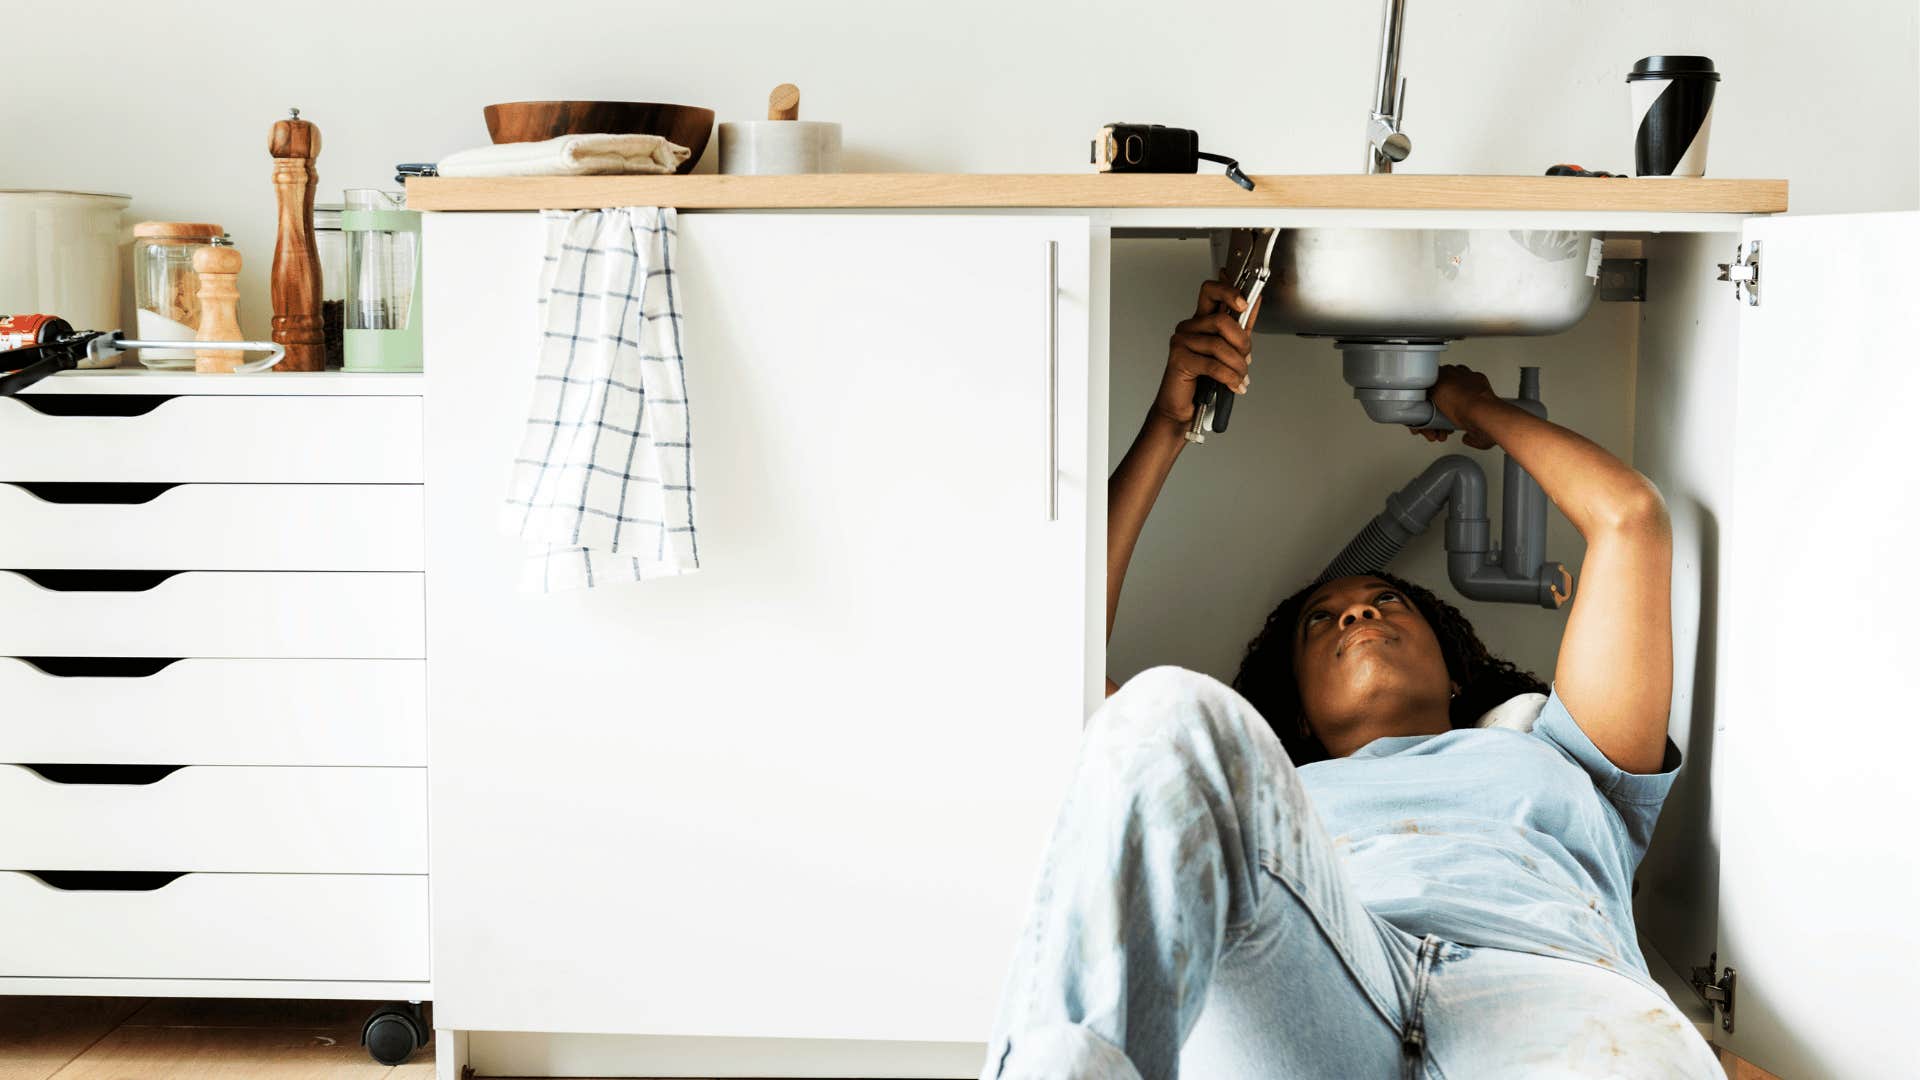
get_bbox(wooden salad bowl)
[483,101,715,174]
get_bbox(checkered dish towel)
[502,208,699,592]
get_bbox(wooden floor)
[1,995,1782,1079]
[1717,1047,1786,1080]
[0,997,433,1079]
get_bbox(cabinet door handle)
[7,482,178,505]
[13,657,183,678]
[3,395,173,418]
[5,569,182,593]
[1047,240,1060,523]
[22,870,185,892]
[18,763,185,785]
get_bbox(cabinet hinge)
[1691,953,1737,1033]
[1716,241,1760,306]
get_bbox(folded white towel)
[438,134,691,178]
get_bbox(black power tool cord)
[1197,151,1255,191]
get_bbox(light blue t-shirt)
[1297,688,1682,990]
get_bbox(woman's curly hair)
[1231,571,1547,765]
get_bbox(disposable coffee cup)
[1627,55,1720,177]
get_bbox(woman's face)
[1289,575,1454,744]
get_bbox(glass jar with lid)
[314,204,346,369]
[132,221,225,368]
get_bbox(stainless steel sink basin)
[1217,228,1600,340]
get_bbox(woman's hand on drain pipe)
[1414,363,1499,449]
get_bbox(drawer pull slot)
[6,482,177,505]
[24,870,185,891]
[7,395,174,418]
[6,569,183,592]
[13,657,183,678]
[19,763,185,785]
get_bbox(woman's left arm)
[1430,365,1673,774]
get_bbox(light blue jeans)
[981,667,1722,1080]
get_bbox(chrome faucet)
[1366,0,1412,173]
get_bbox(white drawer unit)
[0,482,424,571]
[0,378,431,1018]
[0,570,424,658]
[0,658,425,766]
[0,763,426,873]
[0,870,429,981]
[0,394,422,483]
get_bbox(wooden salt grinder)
[192,246,246,374]
[269,108,325,372]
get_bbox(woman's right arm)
[1106,279,1258,694]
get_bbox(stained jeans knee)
[1091,666,1281,766]
[984,666,1411,1080]
[1080,666,1314,935]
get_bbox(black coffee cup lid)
[1627,55,1720,81]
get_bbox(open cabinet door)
[1714,211,1920,1078]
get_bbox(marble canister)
[718,121,842,175]
[717,84,842,175]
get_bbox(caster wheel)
[362,1002,429,1066]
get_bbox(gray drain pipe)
[1319,368,1569,608]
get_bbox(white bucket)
[0,190,131,335]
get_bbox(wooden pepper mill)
[192,245,246,374]
[269,108,325,372]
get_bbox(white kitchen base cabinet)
[0,376,431,1019]
[419,207,1916,1079]
[423,213,1093,1060]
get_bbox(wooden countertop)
[406,173,1787,214]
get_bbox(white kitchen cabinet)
[0,378,432,1014]
[1703,212,1920,1079]
[423,214,1093,1058]
[420,205,1917,1080]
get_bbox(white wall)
[2,0,1913,335]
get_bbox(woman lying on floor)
[981,280,1717,1079]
